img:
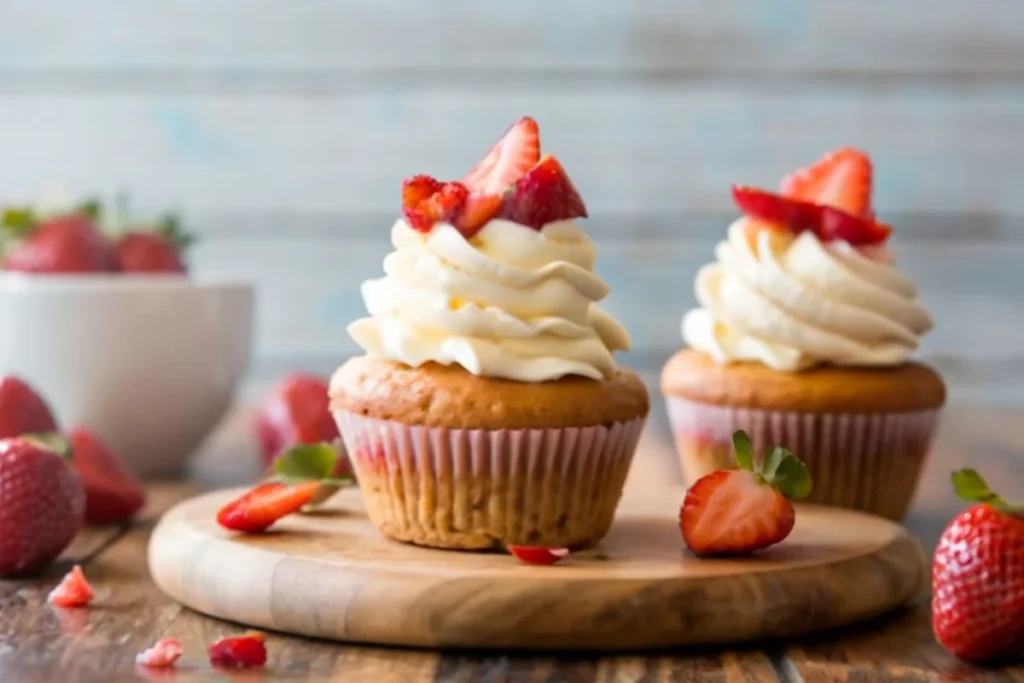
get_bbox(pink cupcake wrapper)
[332,410,646,549]
[665,397,941,520]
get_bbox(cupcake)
[661,148,945,521]
[330,117,649,550]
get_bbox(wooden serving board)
[148,463,927,651]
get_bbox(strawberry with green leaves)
[114,213,192,274]
[217,442,355,533]
[0,201,117,274]
[680,431,812,557]
[932,469,1024,663]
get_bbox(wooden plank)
[1,0,1022,79]
[782,602,1024,682]
[2,87,1024,215]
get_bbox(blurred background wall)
[1,1,1021,403]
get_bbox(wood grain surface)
[0,404,1022,681]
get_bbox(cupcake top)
[348,117,630,383]
[682,148,933,372]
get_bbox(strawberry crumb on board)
[507,546,570,566]
[208,632,268,669]
[135,638,184,668]
[47,565,95,608]
[931,469,1024,663]
[679,430,812,557]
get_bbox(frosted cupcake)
[331,117,649,550]
[661,148,945,520]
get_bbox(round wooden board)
[148,485,927,651]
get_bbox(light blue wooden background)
[1,1,1021,403]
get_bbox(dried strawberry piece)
[135,638,184,668]
[47,565,95,608]
[208,632,267,669]
[507,545,570,565]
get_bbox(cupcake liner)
[665,397,941,520]
[332,410,646,550]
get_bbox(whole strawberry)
[0,375,59,439]
[0,437,85,575]
[114,215,190,274]
[0,211,116,274]
[680,431,812,557]
[255,373,340,468]
[932,469,1024,663]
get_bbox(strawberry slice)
[731,186,822,235]
[732,185,891,246]
[780,147,873,217]
[451,193,503,237]
[47,565,95,608]
[819,207,893,245]
[217,443,355,533]
[507,546,570,566]
[462,117,541,195]
[136,637,184,668]
[680,431,812,557]
[500,155,588,230]
[216,481,320,533]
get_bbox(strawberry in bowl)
[0,198,253,477]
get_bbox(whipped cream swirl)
[348,218,630,382]
[682,218,933,372]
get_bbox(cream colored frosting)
[682,218,933,372]
[348,218,630,382]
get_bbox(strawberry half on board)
[216,443,355,533]
[679,431,812,557]
[932,469,1024,663]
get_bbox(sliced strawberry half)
[47,565,95,608]
[731,186,823,235]
[732,185,891,246]
[680,430,812,557]
[500,155,588,230]
[462,117,541,195]
[780,147,873,217]
[217,443,355,533]
[507,546,570,566]
[452,192,503,237]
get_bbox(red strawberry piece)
[1,213,117,274]
[462,116,541,195]
[254,373,340,468]
[818,207,893,245]
[136,637,184,668]
[780,147,873,217]
[216,481,321,533]
[0,375,59,439]
[680,431,812,557]
[932,469,1024,663]
[507,546,570,566]
[402,174,443,210]
[499,155,588,230]
[731,186,823,235]
[47,564,95,608]
[114,233,186,274]
[451,192,503,238]
[68,427,147,525]
[402,179,470,233]
[208,632,267,669]
[0,437,85,575]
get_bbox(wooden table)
[1,404,1022,682]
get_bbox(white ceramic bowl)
[0,274,254,477]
